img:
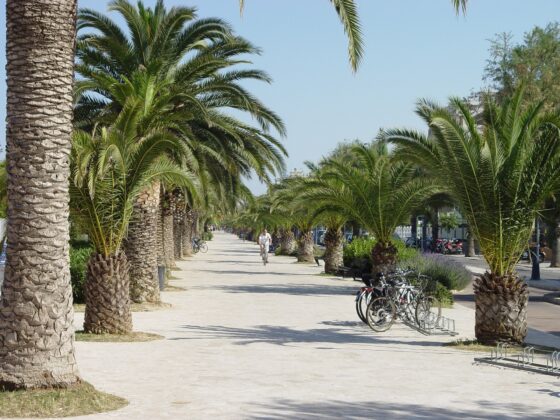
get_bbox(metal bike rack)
[404,313,458,336]
[475,342,560,377]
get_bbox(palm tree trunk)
[173,218,183,259]
[160,190,175,269]
[124,181,160,303]
[371,241,398,276]
[549,220,560,267]
[297,230,315,263]
[280,229,296,255]
[182,210,194,257]
[0,0,80,389]
[172,192,184,260]
[431,209,439,248]
[474,272,528,344]
[84,253,132,334]
[323,227,343,274]
[410,214,418,240]
[466,226,476,257]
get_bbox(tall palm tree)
[385,89,560,344]
[0,0,81,389]
[299,142,436,275]
[76,1,286,301]
[71,102,195,334]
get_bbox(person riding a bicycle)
[258,228,272,260]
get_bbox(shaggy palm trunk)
[549,221,560,267]
[431,209,439,247]
[280,229,296,255]
[156,200,164,266]
[297,230,315,263]
[474,273,528,344]
[182,210,194,257]
[323,227,344,274]
[124,181,160,303]
[163,213,175,269]
[159,191,175,269]
[410,214,418,240]
[171,191,185,260]
[84,253,132,334]
[466,227,476,257]
[371,241,398,276]
[0,0,80,389]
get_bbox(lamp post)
[531,217,541,281]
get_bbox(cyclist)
[258,228,272,263]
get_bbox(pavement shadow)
[196,270,315,277]
[190,283,355,296]
[246,399,560,419]
[171,324,447,349]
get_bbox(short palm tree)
[299,142,436,275]
[385,89,560,344]
[70,102,196,334]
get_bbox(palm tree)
[76,1,286,301]
[70,102,195,334]
[298,142,436,275]
[0,0,81,389]
[385,89,560,344]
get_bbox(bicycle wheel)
[192,243,199,254]
[366,297,396,332]
[355,289,368,324]
[415,295,442,329]
[200,242,208,253]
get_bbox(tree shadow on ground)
[189,283,356,296]
[170,324,451,350]
[194,270,321,277]
[246,399,560,419]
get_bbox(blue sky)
[1,1,560,193]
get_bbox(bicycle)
[365,271,441,332]
[192,238,208,254]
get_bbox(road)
[446,254,560,337]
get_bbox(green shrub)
[399,253,472,291]
[434,282,454,307]
[201,231,213,241]
[343,237,419,268]
[70,242,93,304]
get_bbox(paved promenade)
[15,232,560,419]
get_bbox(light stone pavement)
[14,232,560,419]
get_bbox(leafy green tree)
[385,89,560,344]
[485,23,560,109]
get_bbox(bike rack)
[475,342,560,377]
[404,313,458,336]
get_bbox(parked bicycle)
[356,269,441,332]
[192,237,208,254]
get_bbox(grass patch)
[443,339,523,353]
[74,301,171,313]
[75,331,163,342]
[0,381,127,418]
